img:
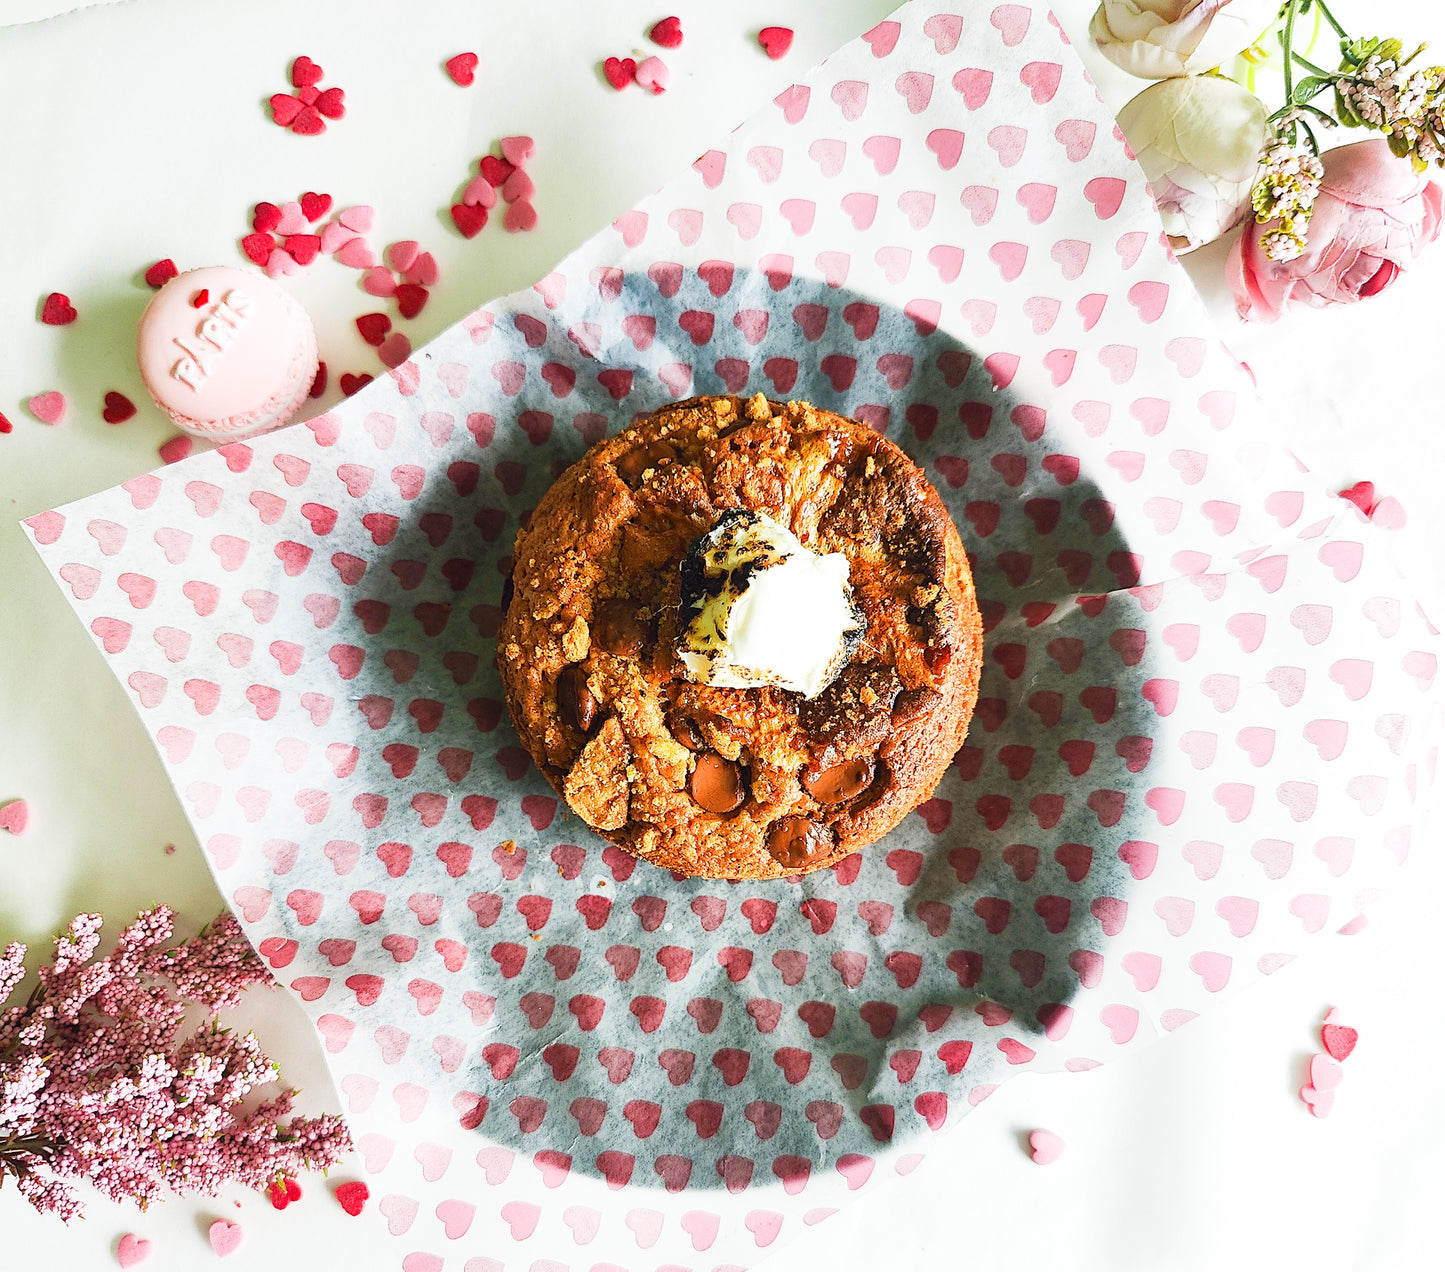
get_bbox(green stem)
[1292,53,1334,77]
[1282,0,1299,111]
[1311,0,1349,39]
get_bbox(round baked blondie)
[496,394,984,879]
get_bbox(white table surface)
[2,2,1443,1269]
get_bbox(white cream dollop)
[676,509,861,699]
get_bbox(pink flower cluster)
[0,907,350,1220]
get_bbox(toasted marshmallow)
[676,509,862,698]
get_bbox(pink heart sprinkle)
[1310,1053,1344,1091]
[635,55,670,94]
[116,1234,153,1267]
[378,332,412,368]
[500,134,535,166]
[319,222,356,254]
[462,175,498,208]
[387,240,420,273]
[0,799,30,835]
[404,251,439,286]
[505,200,538,232]
[208,1220,244,1257]
[274,201,308,235]
[361,267,398,297]
[27,391,66,424]
[1028,1128,1065,1164]
[336,238,377,269]
[338,204,375,233]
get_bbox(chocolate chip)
[500,571,515,613]
[592,599,651,657]
[891,686,941,726]
[802,757,875,804]
[616,440,679,488]
[688,753,745,814]
[766,817,833,870]
[556,664,598,734]
[667,707,705,751]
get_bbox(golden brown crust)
[496,394,984,879]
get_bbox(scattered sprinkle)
[378,331,412,368]
[356,313,392,346]
[208,1219,244,1258]
[102,391,137,424]
[338,205,374,233]
[190,289,210,309]
[334,1181,370,1216]
[252,202,281,233]
[1028,1129,1064,1164]
[451,203,488,238]
[0,799,31,835]
[387,240,420,273]
[603,56,637,90]
[462,175,497,208]
[158,435,193,465]
[362,267,398,297]
[40,292,78,325]
[285,233,322,266]
[1338,481,1377,515]
[0,411,14,434]
[635,55,670,94]
[395,284,429,320]
[649,15,683,48]
[240,233,274,267]
[445,52,479,86]
[339,372,373,397]
[1322,1011,1359,1061]
[504,199,539,232]
[300,191,332,221]
[479,155,515,188]
[758,26,794,59]
[27,391,66,425]
[310,362,328,398]
[403,252,439,287]
[144,259,179,288]
[116,1233,153,1267]
[500,135,535,167]
[164,843,177,855]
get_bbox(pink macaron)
[136,266,318,441]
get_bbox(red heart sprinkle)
[446,52,479,86]
[758,26,794,59]
[450,203,488,238]
[340,372,373,396]
[159,435,193,464]
[270,92,303,125]
[314,87,346,119]
[190,289,210,308]
[291,55,324,87]
[103,392,137,424]
[285,233,322,266]
[650,15,684,47]
[144,259,178,288]
[310,361,328,398]
[290,106,327,135]
[0,411,12,434]
[240,233,275,266]
[1338,481,1377,515]
[1322,1023,1359,1062]
[296,84,319,105]
[395,284,429,320]
[479,155,515,187]
[356,313,392,346]
[335,1182,370,1216]
[252,202,281,232]
[300,191,332,221]
[603,57,636,89]
[40,292,77,325]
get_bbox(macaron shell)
[137,266,316,436]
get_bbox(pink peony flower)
[1229,139,1444,321]
[1090,0,1276,79]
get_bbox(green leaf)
[1334,88,1363,128]
[1293,76,1334,103]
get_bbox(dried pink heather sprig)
[0,906,350,1220]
